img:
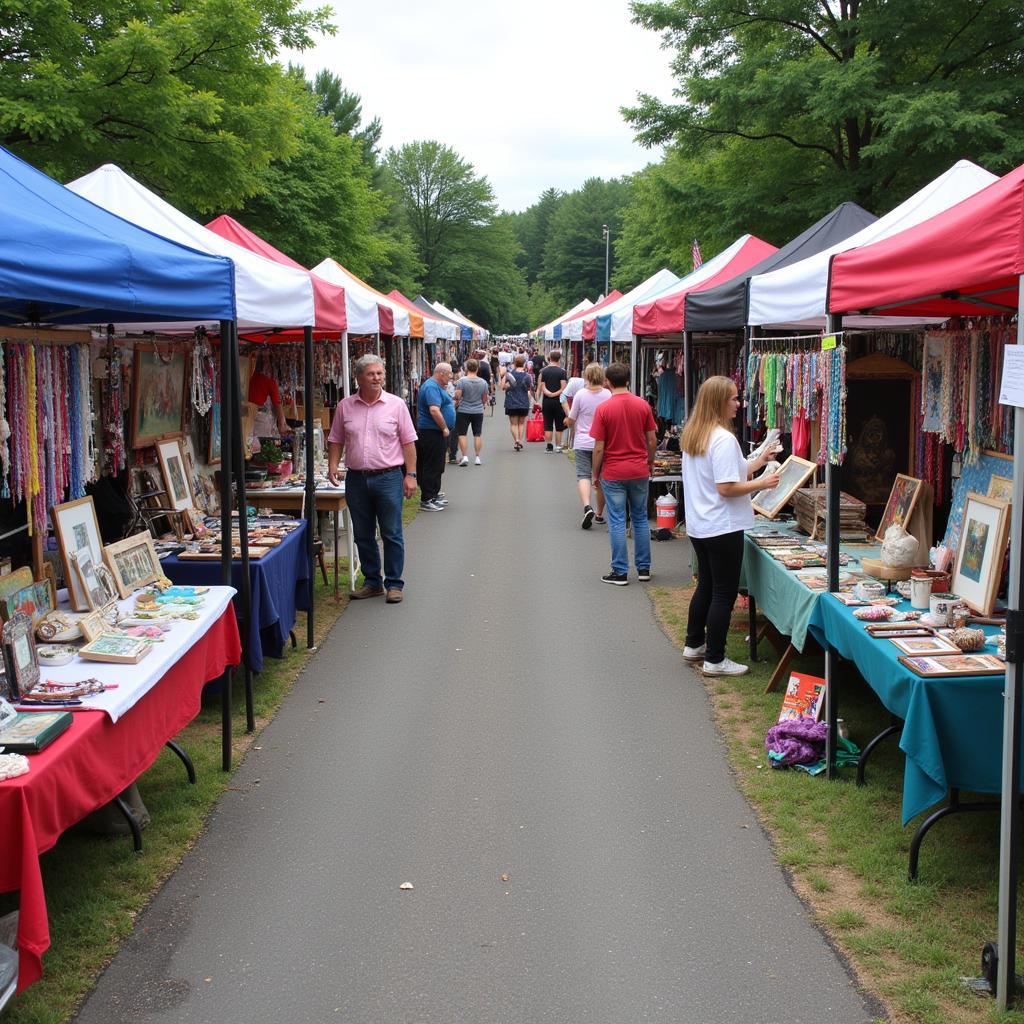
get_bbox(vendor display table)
[251,485,355,598]
[0,597,241,994]
[161,521,309,673]
[808,594,1013,876]
[743,523,880,690]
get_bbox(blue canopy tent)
[0,145,242,771]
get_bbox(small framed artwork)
[103,533,162,599]
[987,474,1014,504]
[79,634,153,665]
[208,401,222,466]
[888,634,961,656]
[899,652,1005,677]
[751,455,817,520]
[71,550,109,611]
[131,343,186,448]
[95,563,119,605]
[156,437,194,512]
[0,578,57,626]
[79,609,109,644]
[2,613,40,698]
[952,492,1010,615]
[875,474,923,541]
[51,496,104,611]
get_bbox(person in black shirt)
[530,350,546,378]
[536,350,569,452]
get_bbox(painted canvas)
[960,517,989,583]
[132,345,186,447]
[875,474,923,542]
[951,492,1010,615]
[942,449,1013,549]
[988,474,1014,504]
[208,401,222,465]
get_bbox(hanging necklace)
[190,328,214,416]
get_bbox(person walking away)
[590,362,657,585]
[327,354,418,604]
[537,349,569,453]
[530,348,546,380]
[446,368,461,464]
[501,354,532,451]
[560,370,585,450]
[416,362,455,511]
[681,375,781,675]
[454,359,489,465]
[565,362,610,529]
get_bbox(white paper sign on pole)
[998,345,1024,408]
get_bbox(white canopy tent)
[533,298,594,340]
[311,258,411,337]
[67,164,315,330]
[747,159,998,328]
[560,269,680,342]
[424,298,486,341]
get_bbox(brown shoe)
[350,584,385,600]
[385,588,403,604]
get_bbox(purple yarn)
[765,717,829,768]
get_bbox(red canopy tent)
[826,163,1024,1011]
[205,215,347,333]
[632,235,778,335]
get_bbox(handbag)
[526,406,545,442]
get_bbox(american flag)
[691,238,702,270]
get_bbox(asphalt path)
[74,428,879,1024]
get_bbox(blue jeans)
[345,468,406,590]
[601,477,651,575]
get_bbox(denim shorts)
[574,448,594,480]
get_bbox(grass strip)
[648,583,1024,1024]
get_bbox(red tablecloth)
[0,607,241,992]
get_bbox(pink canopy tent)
[205,215,346,333]
[632,235,778,335]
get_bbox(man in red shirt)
[590,363,657,586]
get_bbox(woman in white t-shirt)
[565,362,611,529]
[681,376,780,676]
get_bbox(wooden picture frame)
[952,492,1010,616]
[887,634,960,657]
[102,533,162,599]
[79,609,109,644]
[898,652,1005,678]
[51,496,103,612]
[875,473,924,542]
[71,550,109,611]
[987,474,1014,504]
[2,612,39,698]
[156,437,194,512]
[208,400,222,466]
[131,343,186,448]
[751,455,817,520]
[0,577,57,626]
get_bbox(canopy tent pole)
[995,276,1024,1009]
[303,325,316,651]
[218,321,234,771]
[375,332,381,357]
[683,331,693,420]
[741,327,752,450]
[824,313,842,780]
[341,331,351,398]
[630,335,638,399]
[228,322,255,734]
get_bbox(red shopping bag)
[526,406,545,442]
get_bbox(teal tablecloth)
[742,526,880,653]
[808,594,1015,824]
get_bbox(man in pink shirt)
[327,355,418,603]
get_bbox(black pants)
[686,530,745,664]
[416,430,447,502]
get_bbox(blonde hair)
[681,376,736,456]
[584,362,605,386]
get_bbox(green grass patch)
[3,499,419,1023]
[648,585,1024,1024]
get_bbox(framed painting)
[751,455,817,520]
[875,474,923,542]
[887,634,960,657]
[208,401,222,466]
[899,652,1005,678]
[71,550,110,611]
[102,533,162,599]
[51,496,104,612]
[0,578,57,626]
[131,343,186,447]
[156,437,194,512]
[987,474,1014,504]
[951,492,1010,615]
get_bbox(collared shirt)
[327,389,417,470]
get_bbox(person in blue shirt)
[415,362,455,511]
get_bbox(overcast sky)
[285,0,679,212]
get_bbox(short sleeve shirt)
[540,365,568,397]
[455,377,489,414]
[417,377,456,431]
[590,393,657,479]
[681,426,754,538]
[568,387,611,451]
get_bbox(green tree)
[539,177,633,305]
[509,187,564,286]
[625,0,1024,227]
[309,68,382,166]
[0,0,334,212]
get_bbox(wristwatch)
[407,471,417,477]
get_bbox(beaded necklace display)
[104,335,125,473]
[0,341,8,499]
[190,329,214,416]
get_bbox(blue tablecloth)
[743,526,881,652]
[808,593,1017,824]
[162,522,310,673]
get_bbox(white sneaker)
[683,644,706,662]
[702,657,748,676]
[459,456,469,466]
[474,456,482,465]
[554,444,562,452]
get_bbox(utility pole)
[602,224,610,296]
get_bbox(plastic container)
[655,494,678,529]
